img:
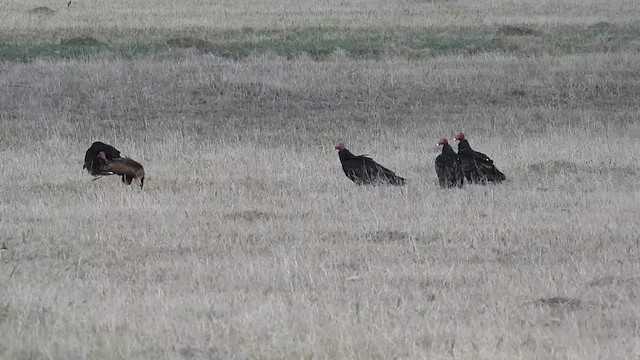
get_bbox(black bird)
[435,138,463,188]
[453,133,505,184]
[83,141,121,176]
[334,143,406,186]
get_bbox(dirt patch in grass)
[227,210,278,221]
[365,230,413,243]
[527,160,578,176]
[526,161,638,179]
[60,36,107,47]
[166,37,213,50]
[587,276,639,287]
[498,25,539,36]
[588,22,617,30]
[28,7,56,15]
[535,297,582,309]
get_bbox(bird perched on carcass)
[83,141,122,176]
[334,143,405,186]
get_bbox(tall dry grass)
[0,51,639,358]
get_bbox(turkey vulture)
[96,151,145,189]
[453,133,505,184]
[83,141,121,176]
[435,138,464,188]
[334,143,406,186]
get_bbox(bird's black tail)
[392,176,406,186]
[487,168,506,182]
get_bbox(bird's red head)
[334,143,346,151]
[437,138,449,146]
[454,133,465,141]
[98,151,107,161]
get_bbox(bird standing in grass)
[435,138,464,188]
[453,133,505,184]
[334,143,406,186]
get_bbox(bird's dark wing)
[97,143,121,160]
[459,148,493,164]
[341,157,405,185]
[458,153,505,183]
[362,157,405,185]
[435,155,451,188]
[83,149,101,175]
[341,158,369,184]
[83,142,122,175]
[477,162,506,182]
[338,149,405,185]
[435,153,463,188]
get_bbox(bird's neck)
[338,149,355,160]
[458,140,471,150]
[442,144,456,154]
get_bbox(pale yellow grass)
[0,52,639,358]
[1,0,639,40]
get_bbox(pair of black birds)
[334,133,505,188]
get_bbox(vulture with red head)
[435,138,464,188]
[334,143,406,186]
[83,141,122,176]
[453,133,505,184]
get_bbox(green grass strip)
[0,25,638,61]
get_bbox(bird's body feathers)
[335,145,405,186]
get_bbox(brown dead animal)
[97,151,145,189]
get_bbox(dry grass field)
[2,0,640,33]
[1,0,640,359]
